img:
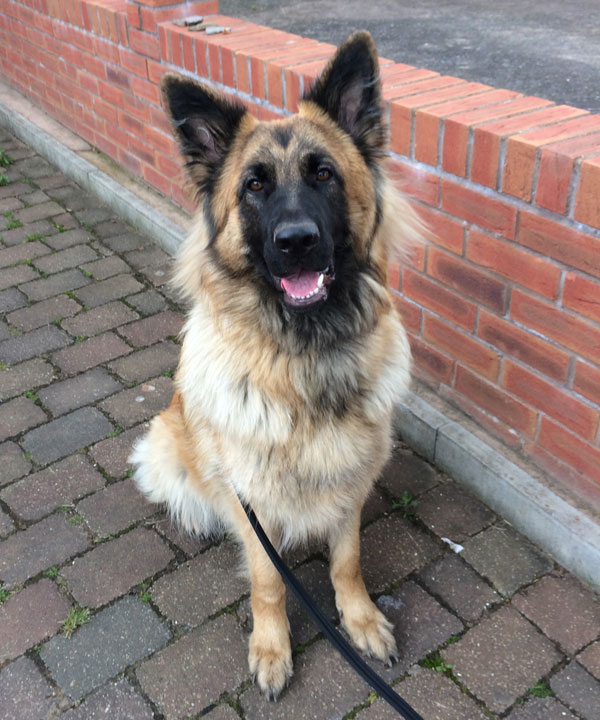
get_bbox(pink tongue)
[281,270,320,296]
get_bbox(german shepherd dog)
[131,31,418,699]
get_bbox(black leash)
[241,502,425,720]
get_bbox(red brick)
[126,4,141,29]
[128,135,155,165]
[388,159,439,206]
[471,105,588,189]
[575,155,600,230]
[573,361,600,407]
[441,179,517,239]
[391,292,422,333]
[562,272,600,324]
[94,36,120,64]
[455,365,538,436]
[129,27,159,59]
[143,164,172,197]
[182,32,194,73]
[98,79,123,107]
[93,95,118,124]
[403,268,477,331]
[503,361,599,441]
[503,115,600,201]
[409,333,454,385]
[417,205,465,255]
[424,314,499,379]
[478,310,570,383]
[466,229,561,299]
[538,417,600,483]
[518,211,600,278]
[511,288,600,364]
[120,47,147,77]
[428,246,508,314]
[131,75,160,105]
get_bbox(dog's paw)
[341,602,398,664]
[248,637,293,700]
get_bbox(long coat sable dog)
[131,31,418,699]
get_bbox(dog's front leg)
[329,508,398,664]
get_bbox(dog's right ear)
[161,74,247,193]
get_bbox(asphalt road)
[220,0,600,112]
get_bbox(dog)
[131,30,419,699]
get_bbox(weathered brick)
[0,240,49,269]
[0,508,14,536]
[126,289,168,315]
[61,300,139,337]
[550,661,600,720]
[109,341,180,383]
[74,205,115,226]
[0,395,46,442]
[378,446,440,499]
[19,268,90,302]
[45,184,99,212]
[12,156,56,179]
[578,641,600,681]
[102,231,146,252]
[0,287,28,313]
[0,656,59,720]
[416,482,495,542]
[44,228,93,250]
[80,255,131,279]
[0,325,71,365]
[62,679,155,720]
[118,310,184,347]
[0,440,31,486]
[38,367,122,416]
[33,244,97,274]
[7,295,81,332]
[506,697,578,720]
[125,245,170,269]
[0,454,105,521]
[77,477,156,536]
[99,376,174,428]
[140,262,170,287]
[22,407,113,464]
[74,273,145,307]
[89,424,146,478]
[0,578,71,663]
[93,219,132,238]
[14,201,65,223]
[0,358,55,401]
[62,527,174,608]
[0,263,39,290]
[52,331,132,374]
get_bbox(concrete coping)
[1,88,598,592]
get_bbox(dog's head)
[163,32,411,341]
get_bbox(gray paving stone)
[76,477,156,536]
[99,376,174,428]
[102,231,146,252]
[0,181,36,199]
[0,508,14,536]
[154,513,215,556]
[137,613,251,720]
[0,318,10,340]
[36,173,71,190]
[125,244,170,269]
[20,189,51,205]
[6,294,81,331]
[152,541,249,627]
[0,286,28,313]
[12,156,56,179]
[89,424,146,477]
[44,228,93,250]
[0,262,39,289]
[117,310,183,347]
[361,514,441,594]
[443,605,562,714]
[506,696,578,720]
[514,574,600,655]
[203,705,241,720]
[0,454,105,521]
[550,661,600,720]
[359,666,488,720]
[14,200,65,223]
[62,527,174,608]
[32,243,97,274]
[362,482,391,524]
[38,367,122,416]
[418,553,500,622]
[0,656,60,720]
[0,218,57,246]
[0,196,23,213]
[0,513,90,588]
[0,578,71,662]
[45,184,97,212]
[0,357,55,401]
[18,267,90,301]
[109,340,180,383]
[0,395,46,441]
[127,288,169,315]
[140,262,170,287]
[240,637,370,720]
[80,254,131,279]
[52,212,79,231]
[462,523,554,597]
[62,679,155,720]
[74,205,114,226]
[0,440,31,486]
[378,445,440,499]
[73,273,144,308]
[51,331,132,374]
[61,300,139,337]
[578,640,600,680]
[22,406,113,464]
[0,239,49,268]
[0,325,71,364]
[92,219,132,238]
[40,595,171,701]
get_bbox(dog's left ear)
[305,31,384,161]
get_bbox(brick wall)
[1,0,599,502]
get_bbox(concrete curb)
[2,100,599,592]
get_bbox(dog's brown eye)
[247,178,263,192]
[316,167,332,182]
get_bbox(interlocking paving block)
[152,540,248,627]
[44,228,93,250]
[359,666,488,720]
[33,244,97,275]
[127,289,169,315]
[0,454,105,521]
[0,357,55,401]
[99,375,174,428]
[378,445,440,498]
[0,287,28,313]
[362,482,390,524]
[38,367,122,416]
[203,705,242,720]
[513,574,600,655]
[0,513,90,588]
[73,273,144,308]
[506,696,578,720]
[0,325,71,365]
[60,300,139,338]
[89,424,147,478]
[137,613,249,720]
[6,294,80,332]
[550,661,600,720]
[76,477,156,536]
[62,679,155,720]
[108,340,180,383]
[0,578,71,662]
[74,205,115,226]
[92,219,132,238]
[46,184,98,212]
[61,526,174,608]
[12,156,55,179]
[0,440,31,486]
[418,553,500,622]
[153,512,215,556]
[443,605,562,714]
[360,514,441,594]
[102,231,146,253]
[40,595,171,701]
[118,310,183,347]
[415,482,496,542]
[461,522,553,597]
[80,255,131,280]
[0,656,60,720]
[0,263,39,290]
[19,267,90,301]
[0,395,46,442]
[22,406,113,464]
[578,640,600,680]
[51,331,132,375]
[1,219,57,246]
[125,244,170,269]
[240,638,370,720]
[0,240,49,268]
[0,508,14,536]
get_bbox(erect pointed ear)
[304,31,384,161]
[161,74,248,194]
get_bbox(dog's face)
[163,32,389,329]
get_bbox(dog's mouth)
[276,266,334,309]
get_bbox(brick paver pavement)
[0,127,599,720]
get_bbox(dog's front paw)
[341,601,398,665]
[248,635,293,700]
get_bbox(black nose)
[274,222,320,256]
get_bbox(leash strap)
[241,502,425,720]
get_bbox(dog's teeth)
[317,273,324,288]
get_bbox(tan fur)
[131,34,420,699]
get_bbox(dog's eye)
[316,167,332,182]
[247,178,263,192]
